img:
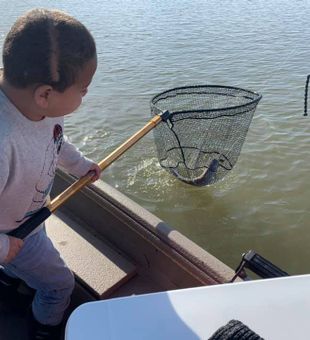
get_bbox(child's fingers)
[88,166,100,182]
[93,170,100,181]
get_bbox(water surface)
[0,0,309,275]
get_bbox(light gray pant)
[3,227,75,326]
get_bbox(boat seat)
[46,210,137,299]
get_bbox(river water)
[0,0,309,274]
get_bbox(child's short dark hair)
[2,9,96,92]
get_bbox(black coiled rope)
[304,75,310,116]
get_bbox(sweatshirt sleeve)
[0,149,9,194]
[57,135,93,177]
[0,151,10,263]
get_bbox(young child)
[0,8,101,339]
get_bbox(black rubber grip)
[7,207,52,239]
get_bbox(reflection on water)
[0,0,309,273]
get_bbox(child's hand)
[87,163,101,182]
[4,236,24,263]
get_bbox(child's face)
[45,57,97,117]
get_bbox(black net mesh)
[150,85,262,186]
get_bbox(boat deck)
[0,172,236,339]
[0,212,166,340]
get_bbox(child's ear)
[34,85,53,109]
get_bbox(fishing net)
[151,85,262,186]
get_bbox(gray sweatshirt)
[0,89,93,262]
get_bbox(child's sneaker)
[27,308,62,340]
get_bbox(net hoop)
[151,85,262,116]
